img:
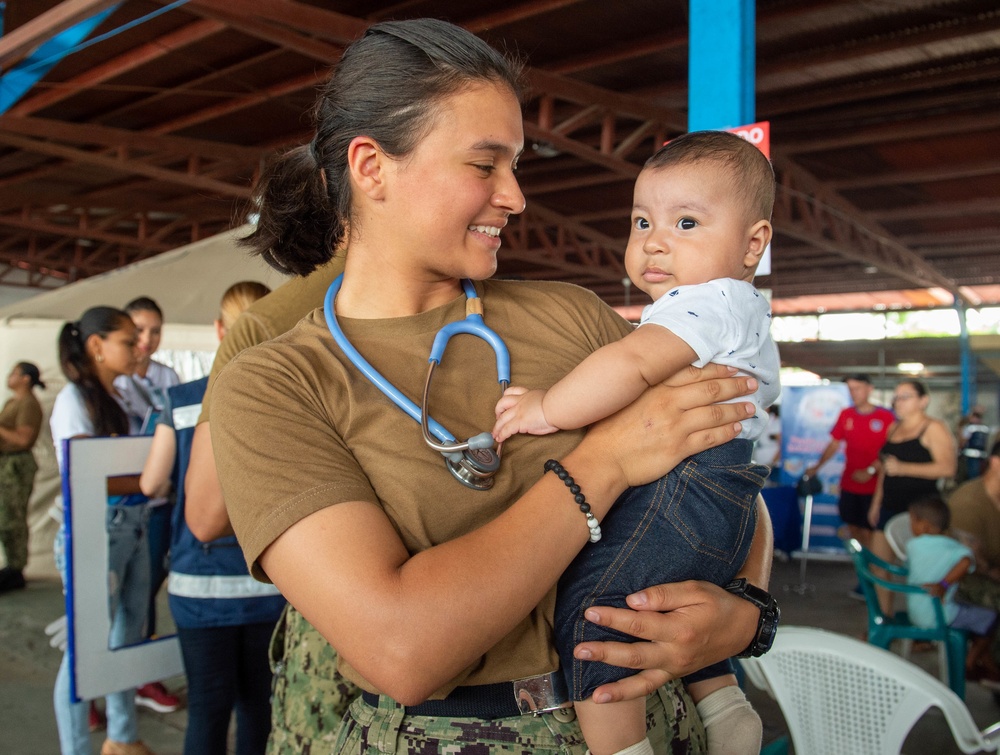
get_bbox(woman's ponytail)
[239,143,345,276]
[58,307,130,437]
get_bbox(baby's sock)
[695,685,762,755]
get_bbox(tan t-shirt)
[949,477,1000,568]
[212,279,633,695]
[198,256,346,424]
[0,392,43,453]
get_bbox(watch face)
[754,603,781,656]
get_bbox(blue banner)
[780,384,851,552]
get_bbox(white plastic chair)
[740,626,1000,755]
[885,511,915,562]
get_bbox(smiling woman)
[49,306,158,755]
[211,18,768,755]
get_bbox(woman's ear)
[214,319,226,344]
[743,219,772,268]
[85,333,103,362]
[347,135,386,201]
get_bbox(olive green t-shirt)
[212,279,632,695]
[198,256,345,424]
[0,392,43,453]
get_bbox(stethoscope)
[324,274,510,490]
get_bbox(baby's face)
[625,161,762,301]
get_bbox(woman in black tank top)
[879,424,938,523]
[868,379,957,613]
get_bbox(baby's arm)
[493,324,697,442]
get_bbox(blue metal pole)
[955,298,974,415]
[688,0,756,130]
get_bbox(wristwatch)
[724,578,781,658]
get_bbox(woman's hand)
[881,454,901,476]
[571,581,760,703]
[580,364,756,491]
[867,500,882,529]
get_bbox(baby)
[495,130,780,755]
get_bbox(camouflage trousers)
[333,682,706,754]
[0,451,37,571]
[957,573,1000,663]
[266,604,361,755]
[265,606,707,754]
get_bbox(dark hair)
[14,361,45,390]
[123,296,163,319]
[645,130,775,223]
[909,494,949,532]
[844,373,872,385]
[57,307,132,437]
[898,379,928,398]
[239,18,524,276]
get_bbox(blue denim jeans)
[145,503,172,636]
[53,504,151,754]
[554,439,766,701]
[178,621,277,755]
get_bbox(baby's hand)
[493,387,558,442]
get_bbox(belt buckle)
[512,671,571,715]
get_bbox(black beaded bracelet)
[544,459,602,543]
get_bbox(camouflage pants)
[957,573,1000,663]
[266,604,362,755]
[0,451,37,571]
[333,682,706,754]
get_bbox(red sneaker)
[135,682,181,713]
[89,701,106,731]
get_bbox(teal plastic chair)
[846,538,968,698]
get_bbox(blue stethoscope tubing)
[324,274,510,487]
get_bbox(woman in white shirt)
[50,306,156,755]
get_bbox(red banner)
[725,121,770,159]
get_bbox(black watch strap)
[724,578,781,658]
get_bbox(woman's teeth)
[469,225,500,237]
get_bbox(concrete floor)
[2,552,999,754]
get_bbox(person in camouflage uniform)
[214,18,770,755]
[266,607,360,754]
[0,361,45,592]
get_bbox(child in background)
[494,130,780,755]
[906,495,1000,684]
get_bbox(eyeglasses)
[892,394,919,402]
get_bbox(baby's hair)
[239,18,525,276]
[645,130,774,223]
[909,494,950,532]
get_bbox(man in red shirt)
[807,374,895,552]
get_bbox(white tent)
[0,225,289,574]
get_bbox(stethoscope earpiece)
[325,275,510,491]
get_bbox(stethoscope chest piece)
[447,447,501,490]
[325,274,510,491]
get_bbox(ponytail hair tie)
[69,321,81,338]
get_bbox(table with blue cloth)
[762,485,801,556]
